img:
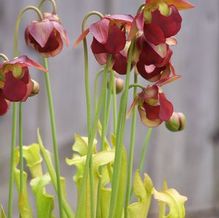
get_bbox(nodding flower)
[25,13,69,57]
[0,55,47,116]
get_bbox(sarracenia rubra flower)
[131,85,173,127]
[136,36,174,82]
[75,15,133,74]
[25,13,69,57]
[0,55,47,116]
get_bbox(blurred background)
[0,0,218,217]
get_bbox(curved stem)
[38,0,57,14]
[82,11,103,134]
[7,103,17,218]
[7,6,43,218]
[129,83,144,90]
[43,58,63,218]
[138,128,153,174]
[124,74,138,218]
[108,40,135,218]
[75,11,103,218]
[14,5,43,57]
[0,53,9,62]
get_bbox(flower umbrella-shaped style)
[75,15,133,74]
[0,55,47,116]
[136,85,173,127]
[25,13,69,57]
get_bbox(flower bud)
[165,112,186,132]
[30,80,40,97]
[115,77,124,94]
[107,76,124,94]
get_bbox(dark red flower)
[75,15,133,74]
[136,36,173,82]
[137,85,173,127]
[0,55,47,116]
[25,13,69,57]
[144,6,182,45]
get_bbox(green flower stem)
[75,11,103,218]
[112,73,117,134]
[7,7,43,218]
[37,130,75,218]
[7,103,17,218]
[95,60,112,218]
[138,128,153,174]
[82,11,103,135]
[38,0,57,14]
[76,59,110,218]
[108,40,135,218]
[129,83,144,90]
[124,73,138,218]
[13,6,43,57]
[18,103,24,195]
[43,58,63,218]
[94,69,104,109]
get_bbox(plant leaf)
[0,205,7,218]
[23,143,43,178]
[128,171,153,218]
[30,174,55,218]
[153,187,187,218]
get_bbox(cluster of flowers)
[0,12,68,116]
[76,0,193,129]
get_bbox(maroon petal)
[104,24,126,54]
[0,90,9,116]
[26,20,54,48]
[113,53,128,75]
[159,92,173,121]
[3,72,27,102]
[91,38,107,54]
[90,19,110,44]
[152,6,182,38]
[144,23,166,45]
[143,103,160,120]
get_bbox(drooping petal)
[53,21,70,46]
[144,23,166,45]
[25,20,54,48]
[104,24,126,54]
[159,92,173,121]
[3,72,27,102]
[152,6,182,38]
[9,55,47,72]
[105,14,133,24]
[138,105,162,127]
[113,52,128,75]
[0,90,9,116]
[90,19,110,44]
[91,38,107,54]
[165,0,195,10]
[74,28,89,47]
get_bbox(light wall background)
[0,0,218,217]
